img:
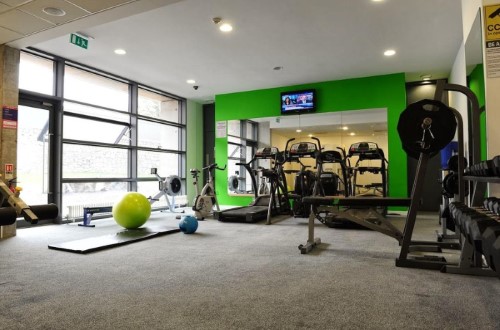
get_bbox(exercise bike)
[191,163,226,220]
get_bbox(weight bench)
[299,196,410,254]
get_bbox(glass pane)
[64,102,129,122]
[228,136,241,144]
[17,105,49,204]
[138,88,180,123]
[138,119,179,149]
[63,144,128,178]
[19,52,54,95]
[228,143,243,159]
[64,65,129,111]
[137,151,180,178]
[227,120,240,136]
[62,182,127,220]
[64,115,130,145]
[246,121,256,140]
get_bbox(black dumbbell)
[484,197,499,213]
[460,212,488,240]
[467,217,500,254]
[481,224,500,271]
[489,236,500,275]
[492,155,500,177]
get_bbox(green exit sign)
[70,33,88,49]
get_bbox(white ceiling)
[4,0,463,104]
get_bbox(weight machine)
[300,82,492,275]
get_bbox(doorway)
[17,95,61,214]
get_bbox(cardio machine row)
[213,137,387,225]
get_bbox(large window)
[227,120,258,194]
[64,65,129,111]
[18,51,187,222]
[19,52,54,95]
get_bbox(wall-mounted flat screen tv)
[281,89,316,114]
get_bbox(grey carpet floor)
[0,211,499,330]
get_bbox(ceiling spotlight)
[420,75,432,81]
[341,126,349,130]
[296,129,302,133]
[212,17,233,32]
[384,49,396,56]
[220,23,233,32]
[308,134,313,137]
[349,132,356,136]
[114,49,126,55]
[187,79,196,84]
[42,7,66,16]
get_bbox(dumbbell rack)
[446,195,500,277]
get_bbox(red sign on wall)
[4,163,14,180]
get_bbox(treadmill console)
[348,142,381,158]
[254,147,279,159]
[289,142,318,158]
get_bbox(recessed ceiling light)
[372,0,384,2]
[296,129,302,133]
[220,23,233,32]
[349,132,356,136]
[384,49,396,56]
[187,79,196,84]
[341,126,349,130]
[42,7,66,16]
[114,49,126,55]
[308,134,313,137]
[420,75,432,81]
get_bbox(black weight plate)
[398,99,457,159]
[447,155,467,172]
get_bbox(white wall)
[454,0,500,196]
[483,0,500,160]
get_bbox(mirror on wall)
[228,109,389,197]
[465,9,483,78]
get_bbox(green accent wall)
[186,100,204,204]
[468,64,487,161]
[214,73,408,206]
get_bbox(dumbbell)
[490,237,500,275]
[454,208,481,237]
[449,202,468,230]
[492,155,500,177]
[467,217,500,255]
[481,224,500,271]
[461,213,491,244]
[483,197,499,214]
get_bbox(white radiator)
[66,202,114,220]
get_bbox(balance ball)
[112,192,151,229]
[179,216,198,234]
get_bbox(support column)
[0,45,20,238]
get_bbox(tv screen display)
[281,89,316,114]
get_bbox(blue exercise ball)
[179,216,198,234]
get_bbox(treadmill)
[214,147,289,223]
